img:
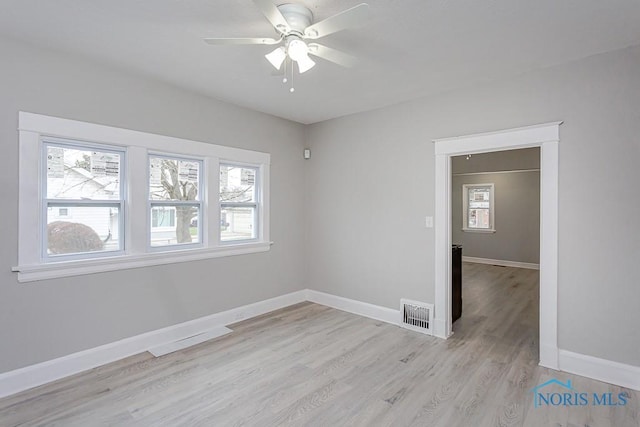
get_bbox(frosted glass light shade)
[265,47,286,70]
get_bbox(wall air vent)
[400,299,434,335]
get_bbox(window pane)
[221,206,256,241]
[46,145,121,200]
[151,206,176,228]
[47,206,120,255]
[220,165,256,203]
[469,208,490,229]
[150,205,200,247]
[149,157,200,201]
[468,188,490,209]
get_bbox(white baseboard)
[3,289,637,400]
[462,256,539,270]
[0,290,307,399]
[539,343,560,370]
[559,350,640,391]
[306,290,400,325]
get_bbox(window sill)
[462,228,496,234]
[12,241,273,283]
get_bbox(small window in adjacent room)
[463,183,495,232]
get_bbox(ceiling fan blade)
[307,43,357,68]
[204,37,281,45]
[303,3,369,39]
[253,0,291,34]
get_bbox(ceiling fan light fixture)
[287,38,308,62]
[265,46,286,70]
[287,38,315,73]
[204,2,370,88]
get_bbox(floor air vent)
[400,299,434,335]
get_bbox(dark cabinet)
[452,244,462,323]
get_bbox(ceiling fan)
[204,1,369,91]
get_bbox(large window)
[463,183,495,232]
[15,112,271,282]
[43,139,125,260]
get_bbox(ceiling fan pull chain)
[289,64,295,93]
[282,58,288,84]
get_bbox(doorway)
[433,122,561,370]
[450,148,540,341]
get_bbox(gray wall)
[451,148,540,264]
[306,45,640,367]
[0,37,306,373]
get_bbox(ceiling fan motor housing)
[277,3,313,35]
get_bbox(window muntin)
[463,184,495,231]
[148,155,202,248]
[43,140,125,259]
[220,164,258,242]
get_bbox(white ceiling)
[1,0,640,124]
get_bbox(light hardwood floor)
[1,263,638,426]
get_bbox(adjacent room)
[1,1,639,426]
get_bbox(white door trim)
[433,121,561,369]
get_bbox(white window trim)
[14,112,271,283]
[462,183,496,233]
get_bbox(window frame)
[42,138,126,261]
[462,183,496,233]
[14,112,271,282]
[219,162,260,244]
[147,153,204,251]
